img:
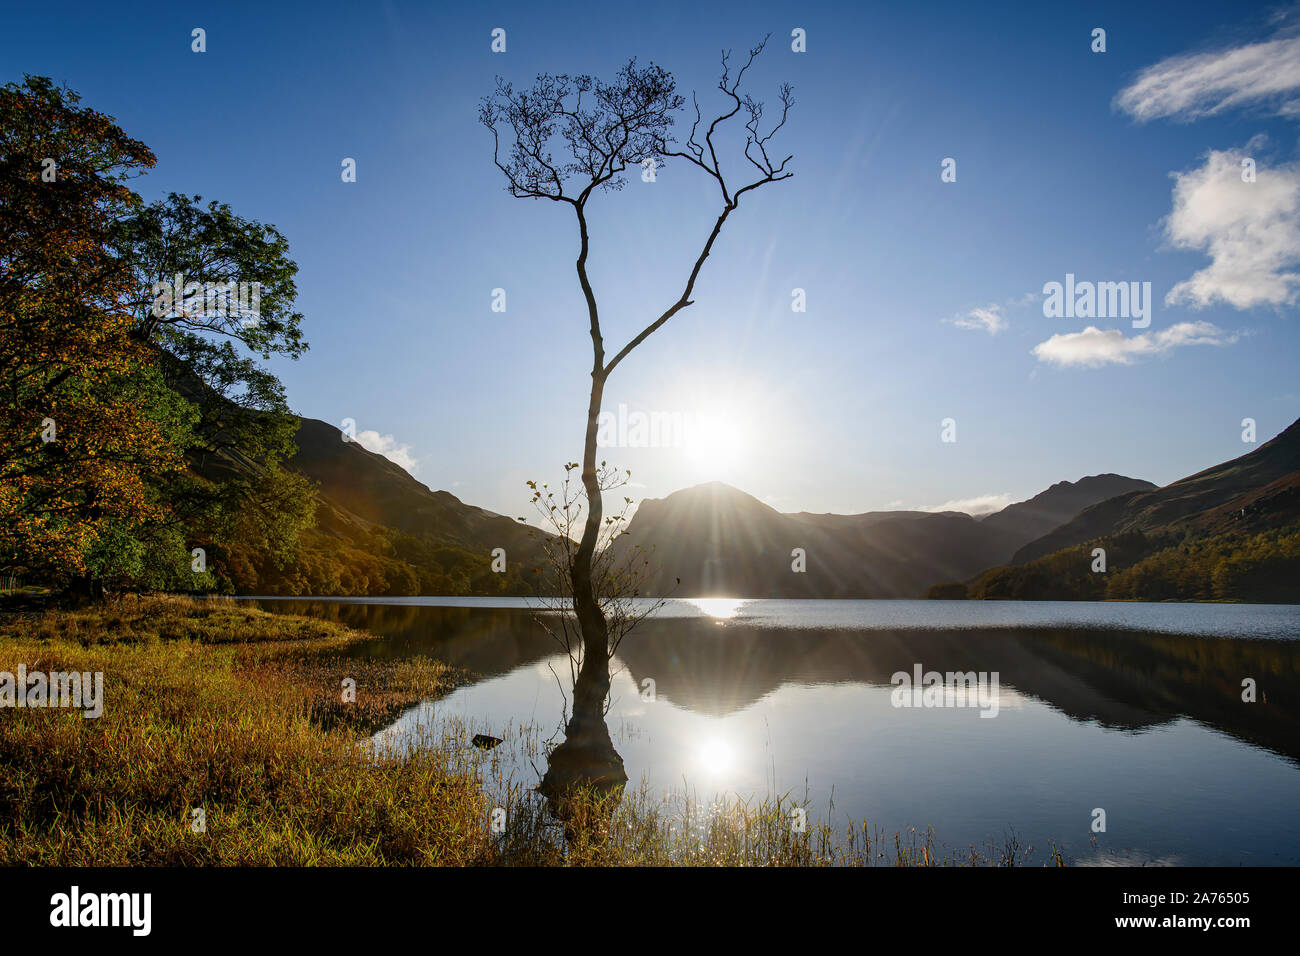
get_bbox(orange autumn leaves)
[1,77,184,583]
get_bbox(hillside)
[1014,417,1300,564]
[610,482,1011,597]
[611,474,1152,598]
[981,474,1156,546]
[289,417,540,555]
[968,524,1300,603]
[966,417,1300,602]
[218,417,550,596]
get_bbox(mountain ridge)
[1013,417,1300,563]
[248,411,1299,601]
[610,471,1154,598]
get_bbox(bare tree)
[524,462,665,703]
[481,36,794,729]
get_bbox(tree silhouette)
[481,37,794,734]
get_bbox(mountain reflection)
[260,600,1300,765]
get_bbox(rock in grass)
[472,733,503,750]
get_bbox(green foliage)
[970,525,1300,603]
[0,75,186,587]
[1107,525,1300,603]
[116,191,306,363]
[223,521,540,597]
[116,190,315,596]
[2,78,316,596]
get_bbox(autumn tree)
[0,76,188,594]
[112,192,316,586]
[1,76,315,596]
[481,39,794,737]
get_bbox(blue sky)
[4,0,1298,520]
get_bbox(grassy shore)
[0,596,1062,866]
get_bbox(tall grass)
[0,596,488,865]
[0,596,1063,866]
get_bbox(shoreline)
[0,596,1072,866]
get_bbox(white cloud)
[1113,20,1300,311]
[1031,321,1238,368]
[1115,33,1300,123]
[948,304,1007,334]
[355,430,419,474]
[917,493,1014,516]
[1163,145,1300,309]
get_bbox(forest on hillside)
[940,524,1300,603]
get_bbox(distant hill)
[1014,418,1300,564]
[217,417,550,596]
[610,473,1152,598]
[225,406,1300,601]
[968,417,1300,603]
[289,417,540,555]
[610,482,1013,597]
[982,474,1156,547]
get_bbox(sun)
[683,411,745,476]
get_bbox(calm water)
[255,597,1300,865]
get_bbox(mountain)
[981,474,1156,546]
[229,407,1299,602]
[965,418,1300,603]
[289,417,539,553]
[610,473,1153,599]
[217,416,550,596]
[164,335,551,596]
[1013,417,1300,564]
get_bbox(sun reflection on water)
[696,735,735,776]
[688,598,747,620]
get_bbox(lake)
[253,596,1300,865]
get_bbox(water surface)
[255,597,1300,865]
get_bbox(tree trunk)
[67,574,106,605]
[538,369,629,810]
[571,371,609,706]
[539,202,633,808]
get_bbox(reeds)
[0,596,1062,866]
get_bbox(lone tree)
[481,37,793,727]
